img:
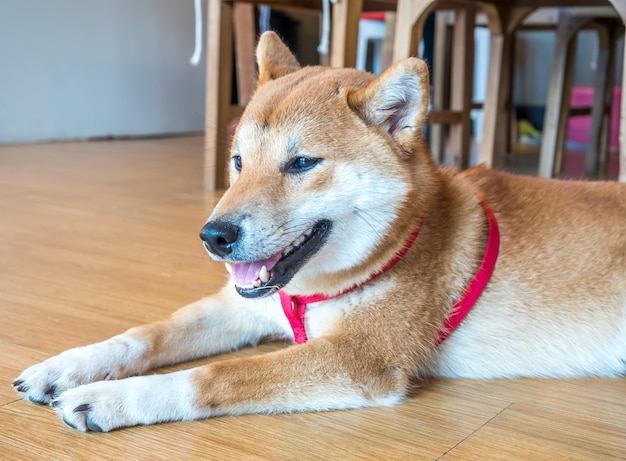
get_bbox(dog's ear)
[256,31,301,86]
[348,58,430,153]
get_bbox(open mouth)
[225,220,331,298]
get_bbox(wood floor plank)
[0,378,510,461]
[438,378,626,460]
[442,401,626,460]
[0,442,49,461]
[1,137,624,460]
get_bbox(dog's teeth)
[225,263,233,275]
[252,279,262,288]
[281,227,315,259]
[259,265,269,283]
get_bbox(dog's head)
[200,32,433,298]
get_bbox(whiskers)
[275,218,315,237]
[256,284,281,292]
[353,206,387,241]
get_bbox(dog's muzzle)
[199,220,240,258]
[199,218,332,299]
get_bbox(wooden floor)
[0,136,624,460]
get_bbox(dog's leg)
[51,336,411,432]
[13,286,287,405]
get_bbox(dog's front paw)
[52,381,133,432]
[13,338,147,406]
[52,371,203,432]
[13,349,98,405]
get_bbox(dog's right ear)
[347,58,430,154]
[256,31,301,86]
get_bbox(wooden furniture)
[428,9,478,168]
[205,0,396,189]
[539,7,623,179]
[428,9,559,167]
[392,0,626,183]
[206,0,626,188]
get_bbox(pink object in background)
[567,86,621,150]
[360,12,385,21]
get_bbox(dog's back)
[426,166,626,378]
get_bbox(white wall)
[0,0,207,143]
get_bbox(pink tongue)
[231,252,282,286]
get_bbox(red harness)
[278,199,500,346]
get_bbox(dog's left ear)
[256,31,301,86]
[348,58,430,153]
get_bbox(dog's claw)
[44,385,56,397]
[73,403,91,413]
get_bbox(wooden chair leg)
[479,5,531,169]
[380,12,397,72]
[620,40,626,182]
[586,21,618,179]
[331,0,363,68]
[479,19,509,168]
[538,13,588,178]
[448,7,476,169]
[609,1,626,182]
[205,0,235,190]
[617,38,626,182]
[392,0,436,61]
[553,34,578,177]
[234,4,257,107]
[430,12,452,165]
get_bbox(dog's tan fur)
[13,32,626,432]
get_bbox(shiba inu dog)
[13,32,626,432]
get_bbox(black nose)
[199,220,240,257]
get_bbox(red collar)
[279,199,499,346]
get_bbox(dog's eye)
[232,155,242,172]
[283,156,322,174]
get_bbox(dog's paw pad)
[28,395,49,405]
[62,416,78,430]
[86,416,104,432]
